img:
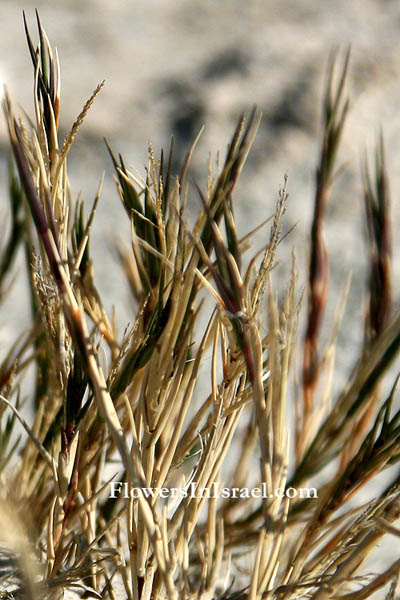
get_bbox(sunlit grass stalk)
[298,49,350,462]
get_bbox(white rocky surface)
[1,1,400,597]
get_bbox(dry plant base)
[0,12,400,600]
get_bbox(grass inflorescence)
[0,12,400,600]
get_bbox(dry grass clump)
[1,12,400,599]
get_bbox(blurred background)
[1,0,400,585]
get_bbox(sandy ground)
[1,1,400,597]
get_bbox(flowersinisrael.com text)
[109,482,318,500]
